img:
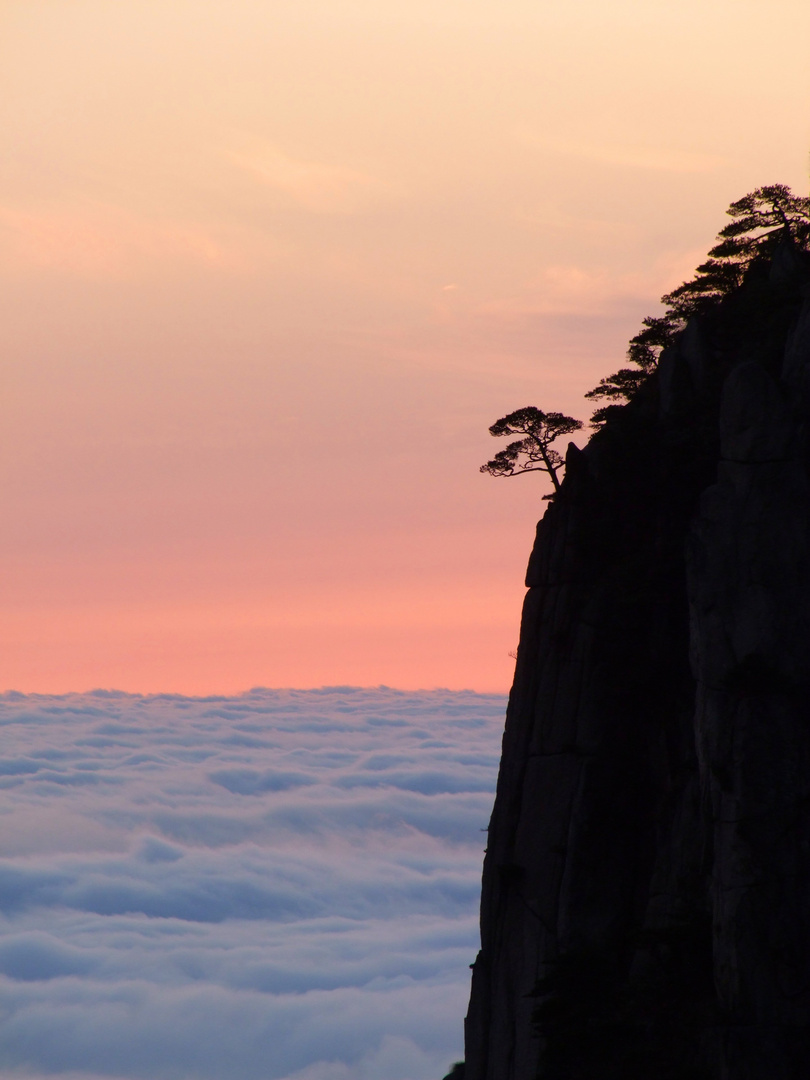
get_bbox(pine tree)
[480,407,583,496]
[585,184,810,425]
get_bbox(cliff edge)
[465,246,810,1079]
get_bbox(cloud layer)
[0,687,505,1080]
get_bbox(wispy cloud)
[479,263,655,318]
[514,127,728,174]
[224,136,399,215]
[0,203,236,277]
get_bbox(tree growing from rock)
[481,185,810,498]
[480,407,582,497]
[586,184,810,425]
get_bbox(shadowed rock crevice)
[464,250,810,1079]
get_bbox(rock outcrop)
[465,250,810,1079]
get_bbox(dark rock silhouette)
[464,248,810,1079]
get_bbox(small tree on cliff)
[480,407,582,497]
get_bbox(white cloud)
[0,688,504,1080]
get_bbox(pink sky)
[1,0,809,694]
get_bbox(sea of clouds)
[0,687,506,1080]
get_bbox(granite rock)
[464,261,810,1079]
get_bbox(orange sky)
[1,0,809,694]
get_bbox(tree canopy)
[480,407,583,496]
[481,183,810,498]
[585,184,810,425]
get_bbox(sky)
[0,686,505,1080]
[1,0,810,693]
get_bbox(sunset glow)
[2,0,809,693]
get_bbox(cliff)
[464,244,810,1079]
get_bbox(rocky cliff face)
[465,247,810,1079]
